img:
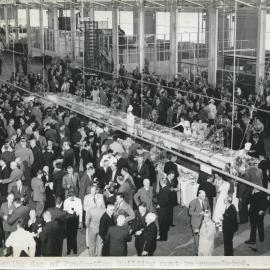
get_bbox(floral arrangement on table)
[208,128,224,151]
[230,149,258,176]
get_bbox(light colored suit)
[189,197,210,231]
[188,197,209,255]
[134,186,154,211]
[0,202,15,232]
[62,172,78,198]
[85,206,106,256]
[31,177,45,216]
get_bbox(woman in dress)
[212,174,230,229]
[198,212,216,256]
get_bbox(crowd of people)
[0,54,269,257]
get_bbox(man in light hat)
[207,99,217,125]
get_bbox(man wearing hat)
[63,189,82,255]
[207,99,217,126]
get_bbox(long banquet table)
[46,92,240,170]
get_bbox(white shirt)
[64,197,83,223]
[5,228,36,257]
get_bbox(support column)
[138,2,145,73]
[207,2,218,88]
[26,6,31,57]
[53,6,59,56]
[39,4,45,56]
[169,0,178,79]
[256,0,266,92]
[14,5,19,42]
[4,5,9,47]
[112,3,119,76]
[70,6,76,61]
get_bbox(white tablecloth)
[46,93,237,170]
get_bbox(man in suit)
[85,196,106,256]
[198,175,216,215]
[0,161,23,193]
[134,179,154,212]
[130,202,148,255]
[0,159,10,198]
[118,167,136,207]
[96,159,112,189]
[48,197,67,222]
[105,214,131,256]
[31,170,46,217]
[39,210,64,256]
[222,195,238,256]
[156,178,171,241]
[47,197,67,255]
[62,141,75,170]
[114,193,135,224]
[62,166,79,198]
[52,161,66,199]
[237,166,253,224]
[245,189,269,245]
[189,190,209,255]
[44,123,58,145]
[166,170,178,227]
[7,198,30,232]
[0,193,15,241]
[33,129,47,151]
[68,112,81,137]
[99,203,115,256]
[133,154,149,190]
[11,178,30,205]
[78,163,95,202]
[29,138,45,178]
[141,212,158,256]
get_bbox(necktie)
[202,200,205,211]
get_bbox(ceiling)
[0,0,268,11]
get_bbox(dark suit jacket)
[47,206,67,238]
[45,128,58,144]
[52,170,66,199]
[7,205,30,232]
[31,146,45,176]
[106,225,131,256]
[96,167,112,188]
[11,185,31,204]
[78,172,94,202]
[188,197,209,231]
[157,186,171,216]
[136,162,150,181]
[99,212,115,241]
[248,191,269,214]
[222,204,238,233]
[39,221,64,256]
[0,166,11,197]
[141,222,158,255]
